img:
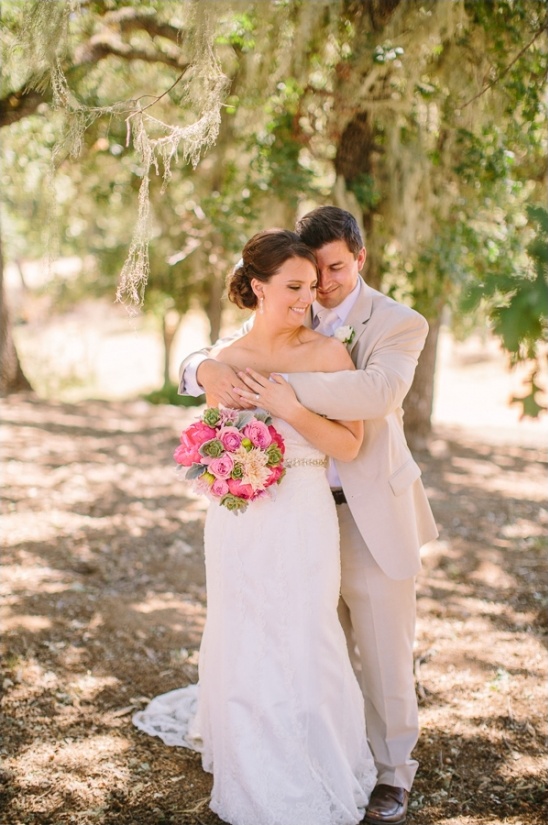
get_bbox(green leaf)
[186,463,207,480]
[510,385,547,419]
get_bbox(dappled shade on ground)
[1,396,546,824]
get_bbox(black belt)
[332,489,347,505]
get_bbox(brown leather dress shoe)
[363,784,409,824]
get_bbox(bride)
[134,229,376,825]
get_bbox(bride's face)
[256,257,318,325]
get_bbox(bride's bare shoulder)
[210,342,231,362]
[307,332,354,371]
[211,337,248,363]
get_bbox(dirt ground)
[1,393,547,825]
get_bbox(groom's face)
[315,240,366,309]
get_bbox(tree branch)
[0,90,45,128]
[0,7,192,129]
[102,7,185,46]
[134,67,191,114]
[0,42,190,128]
[73,35,187,70]
[460,24,547,109]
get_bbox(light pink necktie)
[315,309,339,337]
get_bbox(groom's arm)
[287,313,428,421]
[178,350,214,396]
[178,317,255,407]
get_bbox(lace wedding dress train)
[133,417,376,825]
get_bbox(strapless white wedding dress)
[133,417,376,825]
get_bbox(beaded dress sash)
[285,457,328,469]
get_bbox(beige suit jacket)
[179,277,438,579]
[287,278,438,579]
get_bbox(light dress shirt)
[181,280,362,490]
[311,280,361,489]
[183,354,209,397]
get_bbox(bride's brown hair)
[227,229,317,310]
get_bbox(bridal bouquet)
[174,407,286,514]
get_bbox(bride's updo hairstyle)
[227,229,317,310]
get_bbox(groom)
[179,206,438,825]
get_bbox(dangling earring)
[258,295,264,315]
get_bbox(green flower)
[220,494,249,514]
[231,463,244,479]
[266,444,283,465]
[200,439,224,458]
[202,407,221,427]
[241,437,253,451]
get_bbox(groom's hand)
[196,359,255,409]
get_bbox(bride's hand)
[235,368,300,418]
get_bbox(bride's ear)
[250,278,264,302]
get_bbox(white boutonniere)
[334,325,355,345]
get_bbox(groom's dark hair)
[295,206,363,256]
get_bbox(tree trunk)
[333,115,441,445]
[161,308,182,386]
[0,229,32,396]
[403,314,441,451]
[333,113,384,291]
[206,269,224,344]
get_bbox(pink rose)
[174,421,217,466]
[243,419,272,449]
[218,426,243,452]
[268,425,285,455]
[208,453,234,479]
[211,478,229,497]
[227,477,254,500]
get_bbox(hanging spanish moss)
[16,0,229,310]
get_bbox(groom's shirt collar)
[312,278,361,327]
